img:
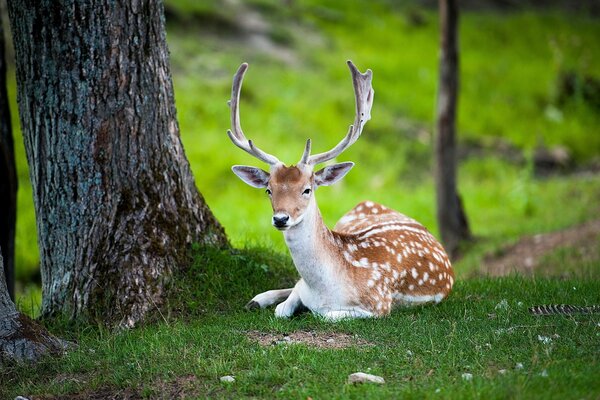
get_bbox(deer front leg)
[274,286,303,318]
[245,288,293,310]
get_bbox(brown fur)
[326,201,454,316]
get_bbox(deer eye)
[303,188,311,195]
[266,189,272,195]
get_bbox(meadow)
[4,0,600,398]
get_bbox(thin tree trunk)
[0,249,68,364]
[7,0,228,328]
[0,8,16,301]
[434,0,470,258]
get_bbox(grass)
[2,245,600,398]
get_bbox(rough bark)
[7,0,228,328]
[0,8,16,301]
[434,0,470,258]
[0,250,68,364]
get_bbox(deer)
[227,61,454,321]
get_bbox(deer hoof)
[245,300,260,310]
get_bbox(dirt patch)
[481,219,600,276]
[246,330,372,349]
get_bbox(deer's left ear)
[314,162,354,187]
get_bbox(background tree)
[7,0,228,328]
[0,9,16,301]
[434,0,471,258]
[0,248,67,363]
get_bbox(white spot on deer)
[400,270,407,278]
[438,273,443,280]
[397,254,403,263]
[367,279,375,288]
[371,270,382,280]
[446,283,450,289]
[430,279,436,285]
[408,284,415,291]
[429,262,436,271]
[392,270,399,279]
[411,268,418,279]
[418,279,423,285]
[365,201,374,208]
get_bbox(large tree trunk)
[0,9,16,301]
[0,249,68,364]
[434,0,470,258]
[7,0,228,328]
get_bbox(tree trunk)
[7,0,228,328]
[0,9,16,301]
[434,0,470,258]
[0,249,68,364]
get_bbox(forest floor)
[480,219,600,278]
[3,239,600,399]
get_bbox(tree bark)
[0,249,68,364]
[434,0,470,258]
[0,9,16,301]
[7,0,228,328]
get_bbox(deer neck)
[282,197,337,290]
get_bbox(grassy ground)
[2,246,600,399]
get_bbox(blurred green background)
[9,0,600,310]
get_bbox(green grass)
[3,245,600,398]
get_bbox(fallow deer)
[227,61,454,320]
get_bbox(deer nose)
[272,214,290,228]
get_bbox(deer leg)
[245,288,294,310]
[274,286,303,318]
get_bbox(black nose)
[273,215,290,227]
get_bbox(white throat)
[282,198,335,291]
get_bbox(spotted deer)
[228,61,454,320]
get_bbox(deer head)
[228,61,374,231]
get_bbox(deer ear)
[232,165,270,188]
[314,162,354,187]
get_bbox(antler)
[301,61,374,166]
[227,63,280,166]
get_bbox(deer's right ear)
[232,165,270,188]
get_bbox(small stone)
[540,370,549,377]
[435,388,441,393]
[498,369,507,375]
[347,372,385,384]
[461,373,473,381]
[220,375,235,383]
[326,338,335,343]
[406,350,413,356]
[15,397,30,400]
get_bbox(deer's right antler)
[227,63,280,166]
[302,61,374,166]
